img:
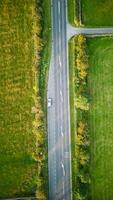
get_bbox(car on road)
[48,98,52,107]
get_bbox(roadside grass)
[37,0,51,198]
[38,0,51,106]
[67,0,75,25]
[67,0,80,26]
[69,38,77,199]
[81,0,113,27]
[87,36,113,199]
[0,0,47,198]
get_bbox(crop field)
[81,0,113,26]
[0,0,41,197]
[87,37,113,199]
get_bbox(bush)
[75,95,89,111]
[75,34,88,81]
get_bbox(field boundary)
[69,37,78,199]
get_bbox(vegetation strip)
[75,35,91,200]
[70,35,91,200]
[67,0,80,26]
[69,38,77,200]
[36,0,51,199]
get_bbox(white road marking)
[58,1,60,14]
[61,126,63,137]
[60,90,63,102]
[60,90,62,96]
[61,162,65,176]
[58,1,61,32]
[59,55,62,67]
[61,131,64,137]
[61,162,64,168]
[63,181,65,195]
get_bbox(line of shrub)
[32,0,51,199]
[69,37,77,200]
[74,34,91,200]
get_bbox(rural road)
[47,0,72,199]
[47,0,113,200]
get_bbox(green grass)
[67,0,80,26]
[0,0,41,197]
[37,0,51,198]
[67,0,76,25]
[69,38,77,199]
[81,0,113,27]
[87,36,113,199]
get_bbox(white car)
[48,98,52,107]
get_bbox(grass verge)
[38,0,51,105]
[70,35,91,199]
[37,0,51,198]
[69,38,77,199]
[67,0,80,26]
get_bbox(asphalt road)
[47,0,72,199]
[67,24,113,39]
[47,1,113,200]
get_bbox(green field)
[87,37,113,199]
[81,0,113,27]
[0,0,42,197]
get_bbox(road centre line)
[58,1,61,34]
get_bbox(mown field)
[0,0,45,198]
[81,0,113,27]
[87,37,113,199]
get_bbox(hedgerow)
[74,35,91,200]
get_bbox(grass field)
[87,36,113,199]
[0,0,42,197]
[81,0,113,27]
